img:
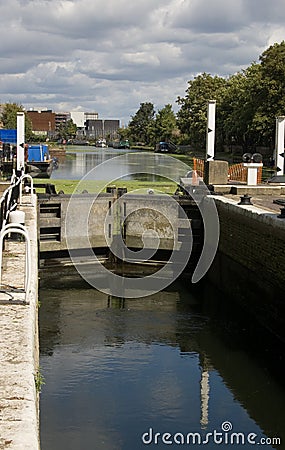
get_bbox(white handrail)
[0,224,31,302]
[19,174,34,205]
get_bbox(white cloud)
[0,0,284,124]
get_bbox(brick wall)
[213,197,285,290]
[205,196,285,341]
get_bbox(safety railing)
[0,223,31,303]
[193,158,205,177]
[228,163,248,182]
[228,163,263,183]
[0,174,19,230]
[193,158,263,184]
[0,172,33,303]
[0,172,35,230]
[19,174,34,206]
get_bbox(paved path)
[0,195,39,450]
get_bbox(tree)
[57,119,77,140]
[220,64,263,150]
[153,104,177,143]
[128,102,155,145]
[253,41,285,147]
[1,102,33,140]
[176,73,227,150]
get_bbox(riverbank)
[33,178,178,195]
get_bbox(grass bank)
[34,178,178,195]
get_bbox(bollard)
[238,194,253,205]
[273,199,285,219]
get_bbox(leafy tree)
[57,118,77,140]
[128,102,155,145]
[221,41,285,150]
[220,64,263,150]
[253,41,285,147]
[153,104,177,143]
[1,102,33,140]
[176,73,227,150]
[117,127,129,141]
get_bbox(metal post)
[17,112,25,172]
[206,100,216,161]
[275,116,285,176]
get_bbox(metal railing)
[193,157,263,184]
[0,223,31,302]
[228,163,263,183]
[193,158,205,177]
[0,172,33,303]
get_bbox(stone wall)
[205,196,285,341]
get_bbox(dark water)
[39,280,285,450]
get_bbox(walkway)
[0,194,39,450]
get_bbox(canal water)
[39,278,285,450]
[51,146,192,182]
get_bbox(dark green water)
[39,280,285,450]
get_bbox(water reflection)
[39,281,285,450]
[51,146,190,182]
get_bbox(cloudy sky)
[1,0,285,125]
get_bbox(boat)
[25,144,54,178]
[112,139,130,149]
[96,139,107,148]
[0,143,54,178]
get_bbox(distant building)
[85,112,99,122]
[23,107,119,141]
[70,112,85,128]
[85,119,120,140]
[27,110,56,136]
[55,112,70,132]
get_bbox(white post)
[243,163,263,185]
[206,100,216,161]
[17,112,25,172]
[275,116,285,176]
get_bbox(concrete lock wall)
[205,196,285,341]
[123,194,180,250]
[38,193,187,253]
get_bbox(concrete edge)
[5,193,40,450]
[207,194,285,231]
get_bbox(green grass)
[33,178,178,195]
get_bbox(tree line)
[123,41,285,152]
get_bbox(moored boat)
[0,142,54,178]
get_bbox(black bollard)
[238,194,253,205]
